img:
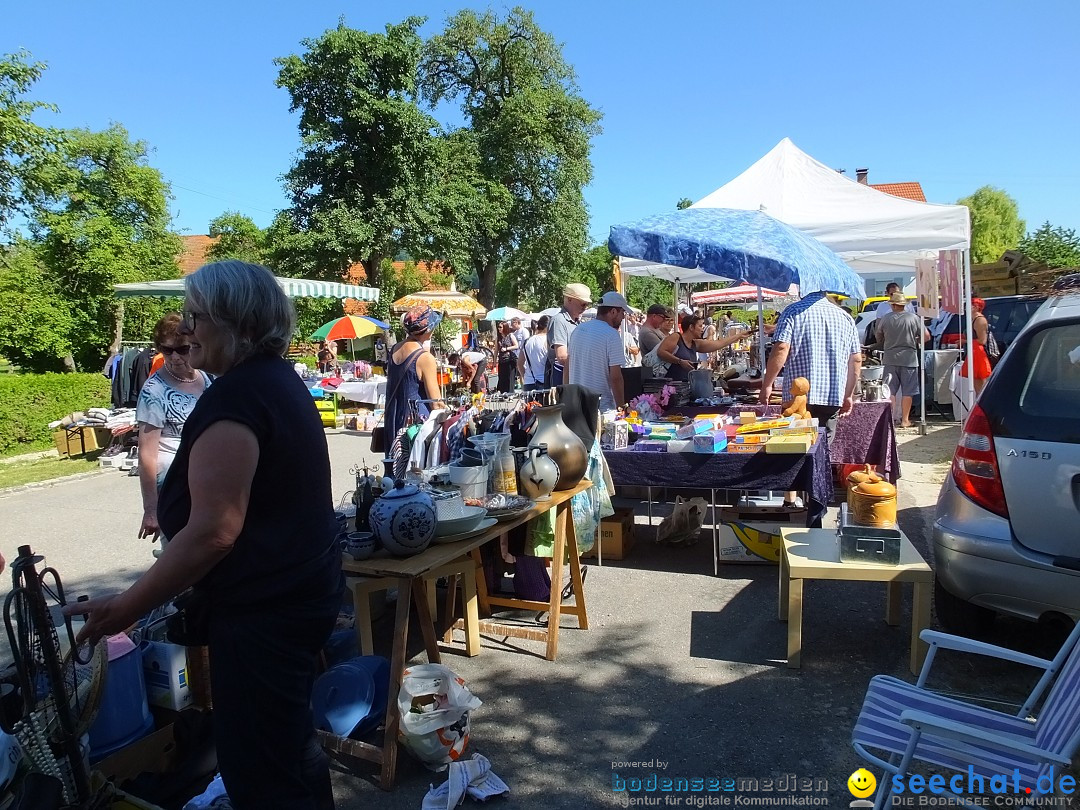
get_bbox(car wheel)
[934,577,995,636]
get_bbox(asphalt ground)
[0,426,1074,808]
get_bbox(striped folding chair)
[852,621,1080,809]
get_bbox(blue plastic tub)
[88,634,154,761]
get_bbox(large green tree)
[1018,221,1080,269]
[0,238,75,370]
[0,50,57,235]
[19,125,180,371]
[421,7,601,307]
[958,186,1025,264]
[274,18,441,288]
[205,211,267,264]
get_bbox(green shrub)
[0,373,111,455]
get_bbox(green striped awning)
[114,277,379,302]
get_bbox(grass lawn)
[0,454,105,489]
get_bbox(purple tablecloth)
[827,401,901,483]
[604,432,833,527]
[667,401,901,483]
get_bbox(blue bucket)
[88,635,154,761]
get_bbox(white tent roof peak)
[689,138,970,269]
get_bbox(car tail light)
[951,404,1009,518]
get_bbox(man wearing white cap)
[546,282,592,386]
[566,291,630,410]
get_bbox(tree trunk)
[362,253,384,289]
[478,261,498,308]
[109,300,124,356]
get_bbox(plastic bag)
[656,496,708,546]
[397,664,482,769]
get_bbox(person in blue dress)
[383,305,444,442]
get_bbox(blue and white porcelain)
[368,480,436,557]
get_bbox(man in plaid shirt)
[760,291,862,440]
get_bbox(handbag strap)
[377,345,426,428]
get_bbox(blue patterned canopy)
[609,208,865,300]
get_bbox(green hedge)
[0,373,111,456]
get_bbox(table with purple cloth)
[825,401,901,483]
[666,401,901,483]
[603,431,833,529]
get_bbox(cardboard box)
[53,429,70,458]
[726,443,763,454]
[693,431,728,453]
[56,426,112,457]
[583,508,635,560]
[95,723,177,785]
[720,504,808,525]
[733,433,770,445]
[765,435,813,453]
[715,521,786,564]
[141,640,194,712]
[600,420,629,450]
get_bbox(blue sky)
[7,0,1079,248]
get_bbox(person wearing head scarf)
[384,305,444,442]
[959,297,993,396]
[68,261,342,809]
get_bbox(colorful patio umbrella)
[310,315,383,341]
[390,282,486,319]
[482,306,528,322]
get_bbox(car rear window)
[986,319,1080,443]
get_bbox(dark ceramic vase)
[528,404,587,491]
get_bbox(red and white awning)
[690,284,787,305]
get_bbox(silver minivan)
[932,289,1080,633]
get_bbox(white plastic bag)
[656,496,708,546]
[397,664,482,768]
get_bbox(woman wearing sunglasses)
[135,312,212,544]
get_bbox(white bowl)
[435,506,488,537]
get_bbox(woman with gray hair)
[68,261,342,809]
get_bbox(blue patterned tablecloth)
[603,431,832,527]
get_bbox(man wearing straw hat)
[546,282,592,386]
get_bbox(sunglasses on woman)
[159,345,191,356]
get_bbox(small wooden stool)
[348,556,481,658]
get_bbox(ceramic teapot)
[368,480,437,556]
[519,443,558,501]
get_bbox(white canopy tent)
[620,138,970,285]
[617,138,974,425]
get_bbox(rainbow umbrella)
[310,315,384,341]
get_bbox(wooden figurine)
[782,377,812,421]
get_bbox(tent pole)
[963,249,974,423]
[756,286,766,371]
[918,336,927,436]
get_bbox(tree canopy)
[0,51,57,235]
[1018,221,1080,269]
[10,125,180,371]
[274,18,442,288]
[957,186,1025,264]
[205,211,267,264]
[421,7,601,307]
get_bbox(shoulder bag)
[371,346,424,454]
[984,322,1001,361]
[641,343,671,377]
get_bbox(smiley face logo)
[848,768,876,798]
